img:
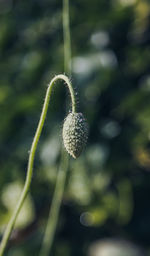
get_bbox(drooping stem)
[0,74,76,256]
[39,1,72,255]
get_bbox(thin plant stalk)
[0,74,76,256]
[39,149,68,256]
[63,0,71,75]
[39,0,72,255]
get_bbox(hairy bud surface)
[63,112,88,158]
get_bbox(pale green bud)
[63,112,88,158]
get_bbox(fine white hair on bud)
[62,112,88,158]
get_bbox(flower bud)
[63,112,88,158]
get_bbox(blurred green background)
[1,0,150,255]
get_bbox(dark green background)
[0,0,150,255]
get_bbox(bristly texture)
[63,112,88,158]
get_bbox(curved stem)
[39,1,72,256]
[0,74,76,256]
[63,0,71,75]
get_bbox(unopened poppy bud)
[63,112,88,158]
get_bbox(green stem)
[63,0,71,75]
[0,74,76,256]
[39,149,68,256]
[39,1,72,255]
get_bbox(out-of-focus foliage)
[1,0,150,255]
